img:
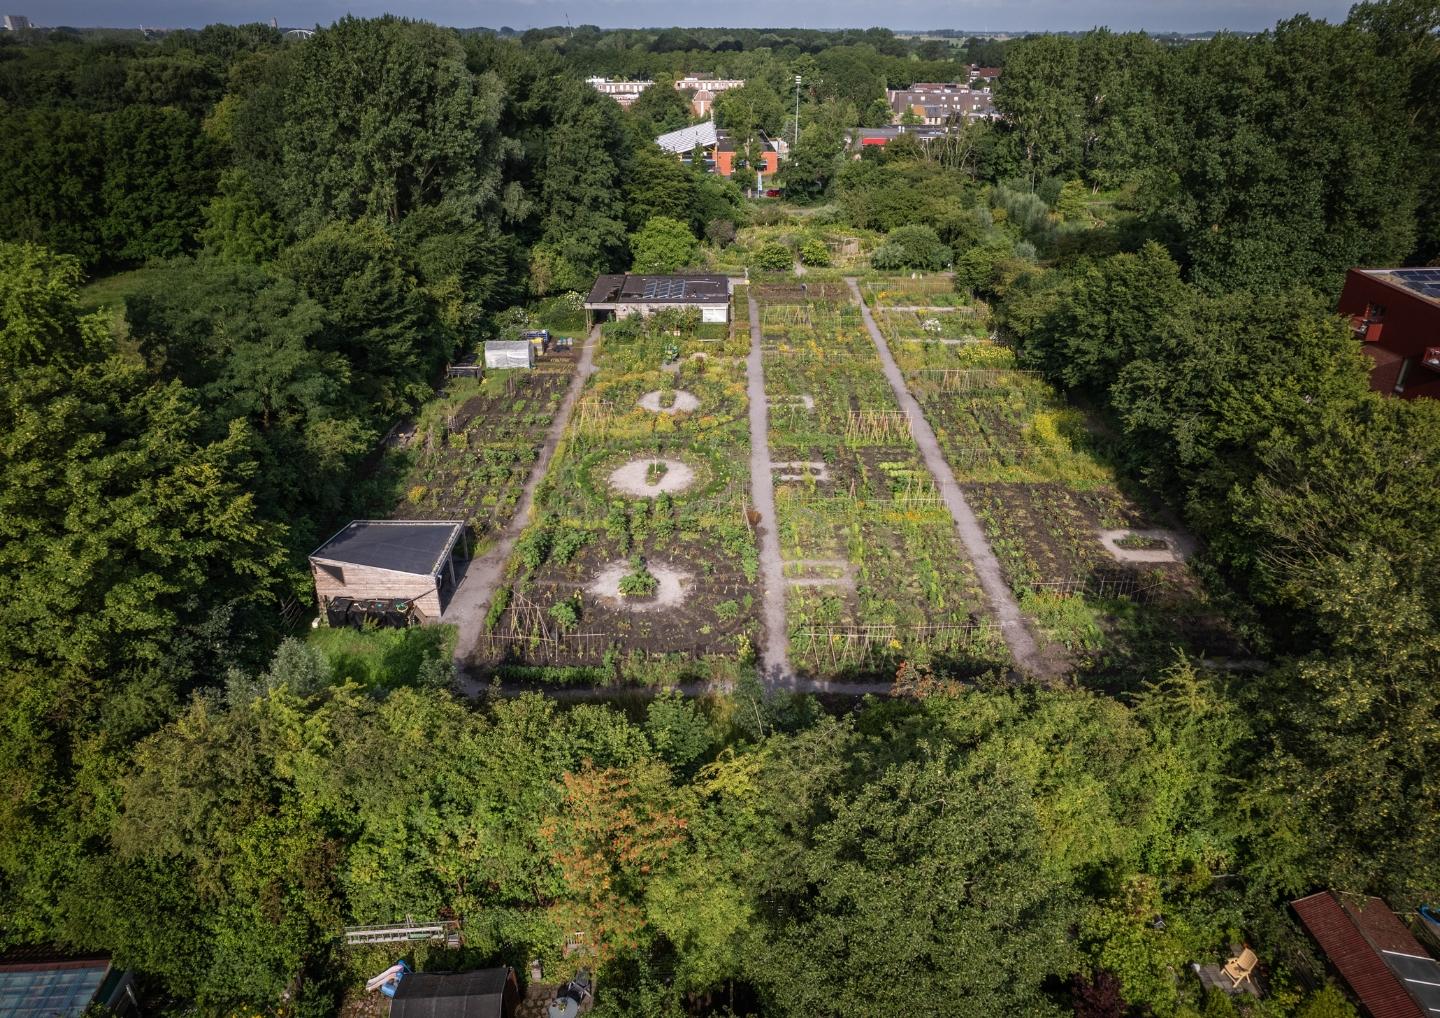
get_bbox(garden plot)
[759,289,1002,678]
[386,357,573,542]
[865,276,974,309]
[478,312,760,678]
[865,277,1247,670]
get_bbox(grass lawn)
[308,623,457,691]
[79,266,166,312]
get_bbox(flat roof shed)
[584,273,732,323]
[309,520,468,622]
[389,968,519,1018]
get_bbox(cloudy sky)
[41,0,1356,34]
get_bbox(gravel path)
[846,278,1057,681]
[747,294,792,684]
[445,326,599,666]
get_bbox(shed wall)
[311,562,444,620]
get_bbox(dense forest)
[1,7,1438,1018]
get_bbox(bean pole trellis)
[845,409,911,444]
[792,621,1001,668]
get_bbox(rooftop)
[390,969,510,1018]
[656,119,718,154]
[1361,267,1440,307]
[309,520,464,576]
[1293,892,1440,1018]
[586,274,731,306]
[0,949,112,1018]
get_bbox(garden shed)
[388,967,520,1018]
[584,274,731,324]
[309,520,468,622]
[483,340,534,370]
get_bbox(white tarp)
[483,340,534,370]
[701,306,728,323]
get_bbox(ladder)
[343,920,461,948]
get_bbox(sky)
[38,0,1357,35]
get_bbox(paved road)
[846,278,1056,681]
[747,294,792,684]
[445,326,599,667]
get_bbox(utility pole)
[793,74,802,147]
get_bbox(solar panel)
[640,278,686,300]
[1390,268,1440,300]
[1380,951,1440,1015]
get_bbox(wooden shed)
[309,520,468,622]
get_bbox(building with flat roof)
[309,520,469,622]
[2,14,31,30]
[1337,267,1440,399]
[584,274,732,324]
[388,968,521,1018]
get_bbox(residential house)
[1336,267,1440,398]
[886,83,997,125]
[674,74,745,117]
[587,75,744,117]
[585,76,652,108]
[654,120,783,184]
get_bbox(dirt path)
[846,278,1057,681]
[471,677,898,700]
[747,294,792,684]
[445,326,600,666]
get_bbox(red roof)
[1292,892,1426,1018]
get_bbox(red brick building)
[1336,267,1440,398]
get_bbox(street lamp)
[793,74,802,147]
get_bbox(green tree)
[630,216,699,273]
[0,109,105,266]
[0,242,285,676]
[101,105,217,263]
[269,16,504,236]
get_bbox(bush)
[618,556,659,598]
[548,596,580,632]
[799,239,831,267]
[871,225,950,270]
[952,246,1001,294]
[751,242,793,271]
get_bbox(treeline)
[9,634,1305,1018]
[984,242,1440,904]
